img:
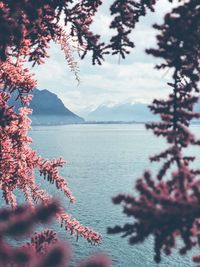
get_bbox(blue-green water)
[30,124,200,267]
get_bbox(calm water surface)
[30,124,200,267]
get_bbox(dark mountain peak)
[9,89,84,124]
[30,89,73,116]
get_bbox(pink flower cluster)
[0,58,37,94]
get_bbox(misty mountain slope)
[85,103,157,122]
[9,89,84,124]
[85,100,200,123]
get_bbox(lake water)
[30,124,200,267]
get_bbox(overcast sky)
[32,0,178,115]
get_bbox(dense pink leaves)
[0,92,101,243]
[0,58,37,94]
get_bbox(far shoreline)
[30,120,200,127]
[31,121,146,126]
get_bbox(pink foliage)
[0,202,110,267]
[109,1,200,265]
[1,0,199,265]
[0,0,160,248]
[0,91,101,244]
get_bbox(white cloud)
[55,62,172,113]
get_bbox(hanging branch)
[55,30,80,83]
[108,0,156,58]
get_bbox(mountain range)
[83,101,200,123]
[9,89,200,124]
[83,103,157,122]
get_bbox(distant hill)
[85,103,157,122]
[84,100,200,123]
[10,89,84,125]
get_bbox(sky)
[32,0,178,116]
